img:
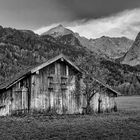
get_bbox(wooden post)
[66,65,69,76]
[22,88,24,110]
[28,76,31,113]
[55,62,57,75]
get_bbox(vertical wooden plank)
[44,69,49,111]
[31,74,36,110]
[55,62,57,75]
[56,62,62,113]
[21,88,24,110]
[66,65,69,76]
[34,74,39,109]
[28,75,31,112]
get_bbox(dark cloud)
[0,0,140,29]
[0,0,77,29]
[59,0,140,19]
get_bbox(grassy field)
[0,96,140,140]
[116,95,140,111]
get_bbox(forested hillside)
[0,26,91,82]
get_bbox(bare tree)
[75,55,109,114]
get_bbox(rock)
[122,32,140,66]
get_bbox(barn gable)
[31,54,82,74]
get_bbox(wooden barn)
[83,78,119,113]
[0,54,119,116]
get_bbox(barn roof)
[92,77,120,96]
[0,54,82,90]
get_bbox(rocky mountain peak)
[57,24,63,28]
[41,24,74,37]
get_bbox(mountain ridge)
[42,24,133,59]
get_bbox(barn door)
[61,77,68,114]
[21,86,28,112]
[98,96,102,113]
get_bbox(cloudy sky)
[1,0,140,39]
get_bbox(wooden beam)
[61,58,64,61]
[6,76,25,89]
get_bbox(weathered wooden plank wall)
[11,78,30,112]
[90,90,116,113]
[0,77,30,116]
[30,60,83,114]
